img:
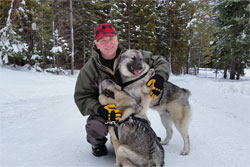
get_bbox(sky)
[0,66,250,167]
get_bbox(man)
[74,23,170,157]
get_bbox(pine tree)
[0,0,29,66]
[189,0,216,75]
[73,0,97,67]
[112,0,158,52]
[156,0,190,74]
[132,0,157,51]
[31,0,54,68]
[111,0,132,48]
[214,0,249,80]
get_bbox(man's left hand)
[146,74,164,98]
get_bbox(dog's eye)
[132,56,136,60]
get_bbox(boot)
[92,144,108,157]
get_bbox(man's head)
[95,23,119,60]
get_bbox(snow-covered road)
[1,67,250,167]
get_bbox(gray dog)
[99,79,164,167]
[119,49,192,155]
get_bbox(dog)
[119,49,192,155]
[99,79,164,167]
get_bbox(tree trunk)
[6,0,14,25]
[215,68,218,78]
[229,57,236,80]
[41,36,45,65]
[186,41,191,74]
[52,20,56,67]
[186,12,193,75]
[197,37,202,75]
[194,65,197,76]
[223,60,227,79]
[70,0,74,75]
[197,47,201,75]
[83,31,86,65]
[169,51,172,74]
[235,58,240,80]
[169,20,172,74]
[127,0,131,49]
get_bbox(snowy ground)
[0,66,250,167]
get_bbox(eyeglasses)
[97,36,116,45]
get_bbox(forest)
[0,0,249,79]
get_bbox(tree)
[189,0,217,75]
[111,0,157,51]
[214,0,250,80]
[50,28,70,67]
[0,0,28,66]
[156,0,190,74]
[73,0,97,67]
[69,0,74,75]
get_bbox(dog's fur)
[119,49,192,155]
[99,79,164,167]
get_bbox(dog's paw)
[160,141,169,145]
[161,138,170,145]
[180,150,189,156]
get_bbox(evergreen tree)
[189,0,216,74]
[133,0,157,52]
[0,0,12,29]
[214,0,249,80]
[31,0,54,68]
[111,0,157,51]
[184,1,196,74]
[156,0,190,74]
[0,0,29,66]
[73,0,97,68]
[111,0,132,48]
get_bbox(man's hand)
[146,74,164,98]
[98,104,121,122]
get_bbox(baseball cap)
[95,23,116,41]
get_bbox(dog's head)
[98,79,121,105]
[119,49,150,78]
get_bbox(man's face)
[95,36,119,60]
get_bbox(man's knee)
[85,116,108,139]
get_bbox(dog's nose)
[138,64,142,70]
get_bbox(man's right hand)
[98,104,121,122]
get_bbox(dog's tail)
[182,88,191,97]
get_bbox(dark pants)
[85,116,108,146]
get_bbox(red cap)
[95,23,116,41]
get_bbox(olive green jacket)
[74,45,170,116]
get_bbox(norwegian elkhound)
[119,49,192,155]
[99,79,164,167]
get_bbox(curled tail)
[182,88,191,97]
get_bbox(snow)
[210,40,214,45]
[241,32,246,39]
[2,55,8,64]
[31,54,41,60]
[32,23,38,31]
[51,46,63,54]
[186,18,197,29]
[0,66,250,167]
[12,43,28,53]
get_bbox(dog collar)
[121,71,148,90]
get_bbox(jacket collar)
[92,44,126,75]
